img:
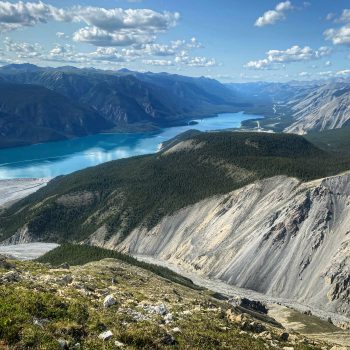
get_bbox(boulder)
[162,334,176,345]
[155,303,168,315]
[1,271,21,283]
[259,331,272,340]
[280,332,289,341]
[57,339,69,349]
[171,327,181,334]
[98,330,113,341]
[103,295,116,308]
[114,340,125,348]
[164,313,173,324]
[59,274,73,285]
[230,297,268,314]
[0,255,15,270]
[226,309,249,324]
[57,263,70,270]
[241,321,266,333]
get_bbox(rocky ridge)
[86,172,350,321]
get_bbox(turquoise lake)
[0,112,261,179]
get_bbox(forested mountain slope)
[0,64,244,131]
[1,131,349,244]
[0,82,111,148]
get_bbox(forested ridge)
[1,131,350,244]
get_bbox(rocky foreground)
[0,254,347,350]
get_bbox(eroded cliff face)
[93,173,350,318]
[285,84,350,134]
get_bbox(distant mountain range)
[2,63,350,148]
[227,80,350,134]
[0,64,247,148]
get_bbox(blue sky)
[0,0,350,82]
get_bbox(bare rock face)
[110,172,350,318]
[285,83,350,134]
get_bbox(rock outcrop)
[285,83,350,134]
[98,172,350,318]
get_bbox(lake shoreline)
[0,112,262,180]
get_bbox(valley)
[0,112,259,179]
[1,130,350,338]
[2,0,350,348]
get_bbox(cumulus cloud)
[324,24,350,46]
[175,51,217,67]
[56,32,69,39]
[142,59,173,66]
[244,59,270,70]
[4,37,42,58]
[317,70,350,78]
[1,35,216,70]
[0,1,73,31]
[0,2,220,70]
[255,1,293,27]
[338,9,350,23]
[0,2,180,47]
[73,7,179,32]
[72,26,155,46]
[141,43,175,56]
[245,45,332,70]
[324,9,350,46]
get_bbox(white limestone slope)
[0,178,49,208]
[97,173,350,318]
[285,83,350,134]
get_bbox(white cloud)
[175,51,217,67]
[1,35,216,70]
[4,37,42,58]
[255,1,293,27]
[324,9,350,46]
[244,59,270,70]
[0,2,180,47]
[324,24,350,46]
[318,71,334,77]
[142,59,173,66]
[325,60,332,66]
[339,9,350,23]
[0,1,73,31]
[72,26,154,46]
[141,43,175,56]
[336,69,350,76]
[0,2,220,70]
[317,69,350,77]
[267,45,314,62]
[299,71,310,77]
[245,45,332,70]
[56,32,69,39]
[326,12,336,21]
